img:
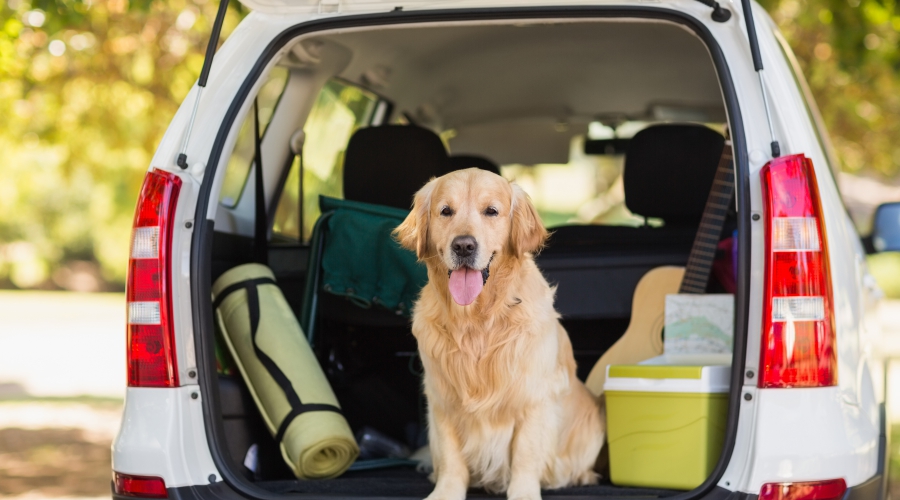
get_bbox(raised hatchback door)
[236,0,457,14]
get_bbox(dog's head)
[394,168,547,306]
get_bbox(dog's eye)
[440,206,454,217]
[484,206,499,217]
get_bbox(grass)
[0,398,123,498]
[891,424,900,497]
[0,427,112,497]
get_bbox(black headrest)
[444,155,501,176]
[623,124,726,226]
[343,125,448,210]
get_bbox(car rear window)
[272,79,378,242]
[218,67,290,208]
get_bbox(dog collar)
[481,253,495,285]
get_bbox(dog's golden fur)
[394,168,604,500]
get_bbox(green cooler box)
[603,361,730,490]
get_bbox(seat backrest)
[444,155,501,176]
[537,124,726,321]
[623,124,725,227]
[343,125,448,210]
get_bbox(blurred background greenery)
[0,0,245,291]
[1,0,900,293]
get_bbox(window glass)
[272,80,378,242]
[502,140,646,228]
[272,156,303,242]
[500,122,727,227]
[218,67,290,208]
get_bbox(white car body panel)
[112,0,884,496]
[113,387,219,488]
[748,388,878,487]
[715,4,880,492]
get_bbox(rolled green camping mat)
[212,263,358,479]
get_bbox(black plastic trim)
[844,473,886,500]
[168,481,249,500]
[190,6,750,500]
[692,487,749,500]
[876,401,888,500]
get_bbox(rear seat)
[310,124,448,327]
[343,124,449,209]
[320,123,727,322]
[302,124,449,444]
[537,124,728,320]
[444,154,501,176]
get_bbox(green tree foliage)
[0,0,244,289]
[760,0,900,178]
[760,0,900,297]
[1,0,899,290]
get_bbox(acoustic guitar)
[584,139,734,396]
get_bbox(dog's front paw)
[425,490,466,500]
[507,492,542,500]
[573,470,599,486]
[424,485,467,500]
[506,485,542,500]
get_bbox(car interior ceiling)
[209,19,735,493]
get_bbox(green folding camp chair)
[300,196,428,345]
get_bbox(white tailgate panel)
[746,387,877,490]
[113,387,220,488]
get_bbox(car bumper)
[109,472,886,500]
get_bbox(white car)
[112,0,900,499]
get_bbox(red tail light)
[114,472,168,498]
[759,478,846,500]
[759,154,836,388]
[126,168,182,388]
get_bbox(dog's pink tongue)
[448,267,483,306]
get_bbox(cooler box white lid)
[603,355,731,394]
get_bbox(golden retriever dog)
[394,168,604,500]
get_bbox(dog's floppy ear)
[394,178,437,260]
[509,183,547,258]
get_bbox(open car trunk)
[195,8,749,499]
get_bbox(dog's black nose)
[451,235,477,258]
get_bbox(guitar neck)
[679,142,734,294]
